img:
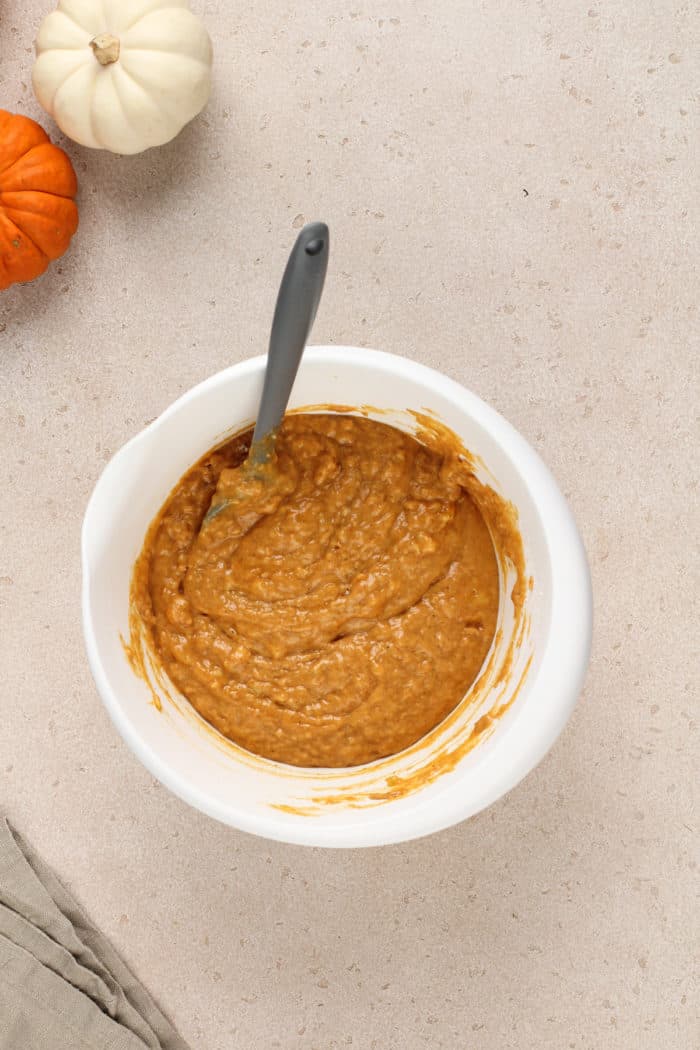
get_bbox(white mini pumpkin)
[33,0,213,154]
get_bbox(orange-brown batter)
[130,414,500,767]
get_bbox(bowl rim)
[82,346,592,847]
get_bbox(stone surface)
[1,2,697,1048]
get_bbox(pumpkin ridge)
[52,59,97,118]
[111,63,153,113]
[3,204,77,258]
[0,192,80,225]
[109,67,139,136]
[0,211,47,264]
[118,56,206,125]
[117,62,182,125]
[0,187,77,207]
[0,153,21,179]
[41,44,89,52]
[117,62,183,133]
[120,48,210,68]
[125,2,189,33]
[53,4,92,38]
[88,79,105,150]
[0,143,77,196]
[0,123,49,178]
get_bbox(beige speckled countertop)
[1,2,698,1048]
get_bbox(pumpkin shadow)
[75,115,216,216]
[0,113,226,332]
[0,258,76,336]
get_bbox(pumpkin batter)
[131,414,500,767]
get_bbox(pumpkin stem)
[90,33,120,66]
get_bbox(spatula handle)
[252,222,330,447]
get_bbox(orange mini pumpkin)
[0,109,78,290]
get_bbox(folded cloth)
[0,819,189,1050]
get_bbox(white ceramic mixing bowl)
[82,347,592,847]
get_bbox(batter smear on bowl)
[131,413,500,767]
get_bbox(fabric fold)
[0,819,189,1050]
